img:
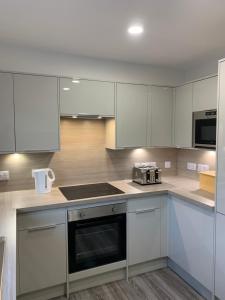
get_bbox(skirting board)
[168,259,212,300]
[69,260,127,282]
[17,283,66,300]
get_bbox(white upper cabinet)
[0,73,15,153]
[174,84,193,148]
[60,78,115,116]
[149,86,173,147]
[14,74,59,152]
[192,76,217,111]
[116,83,148,148]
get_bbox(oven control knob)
[79,212,86,218]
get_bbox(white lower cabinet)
[127,196,165,266]
[168,196,214,291]
[17,209,67,295]
[215,213,225,300]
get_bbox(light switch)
[0,171,10,181]
[165,161,171,168]
[187,162,197,171]
[197,164,209,172]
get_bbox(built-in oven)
[68,203,126,274]
[193,110,217,149]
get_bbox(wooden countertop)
[1,176,214,213]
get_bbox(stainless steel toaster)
[132,164,162,185]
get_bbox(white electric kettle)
[32,168,55,194]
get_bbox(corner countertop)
[0,175,215,300]
[9,176,214,213]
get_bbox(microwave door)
[195,118,216,148]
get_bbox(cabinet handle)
[27,225,56,232]
[135,208,158,214]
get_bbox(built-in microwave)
[193,110,217,149]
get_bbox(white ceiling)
[0,0,225,69]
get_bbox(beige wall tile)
[177,149,216,179]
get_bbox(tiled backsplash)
[0,119,177,192]
[177,149,216,179]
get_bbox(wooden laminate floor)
[54,268,204,300]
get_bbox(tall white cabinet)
[215,59,225,299]
[0,73,15,153]
[14,74,59,152]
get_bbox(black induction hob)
[59,182,124,201]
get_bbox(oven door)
[194,117,216,148]
[68,214,126,273]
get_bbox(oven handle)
[135,208,159,214]
[27,225,56,232]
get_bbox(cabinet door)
[128,208,161,265]
[0,73,15,153]
[149,86,173,146]
[216,62,225,214]
[215,213,225,300]
[116,83,148,148]
[18,224,66,294]
[60,78,115,116]
[14,74,59,152]
[174,84,193,147]
[193,76,217,111]
[168,197,214,291]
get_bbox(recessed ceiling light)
[72,79,80,84]
[63,87,70,91]
[128,25,144,35]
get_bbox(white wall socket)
[165,161,171,168]
[197,164,209,172]
[0,171,9,181]
[187,162,197,171]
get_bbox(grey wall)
[184,59,219,82]
[0,44,185,86]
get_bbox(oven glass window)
[68,214,126,273]
[195,118,216,145]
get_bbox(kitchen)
[0,1,225,300]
